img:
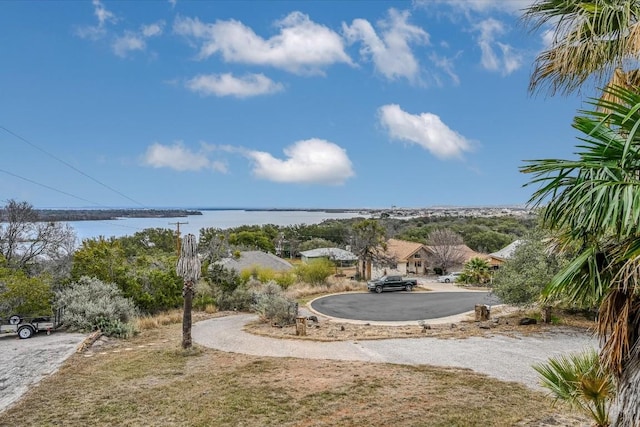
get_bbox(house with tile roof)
[361,238,490,279]
[216,250,293,273]
[360,238,431,279]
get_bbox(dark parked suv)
[367,275,417,293]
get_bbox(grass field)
[0,315,589,427]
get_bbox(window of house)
[414,253,421,258]
[416,261,422,267]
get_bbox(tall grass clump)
[56,276,137,338]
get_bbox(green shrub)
[215,285,255,311]
[275,272,296,289]
[295,258,334,285]
[56,276,138,338]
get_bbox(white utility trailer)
[0,307,64,339]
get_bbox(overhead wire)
[0,125,147,208]
[0,125,180,233]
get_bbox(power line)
[0,125,147,208]
[0,168,107,207]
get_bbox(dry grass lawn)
[0,313,591,427]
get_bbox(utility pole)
[169,221,189,256]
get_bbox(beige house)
[361,238,489,279]
[362,238,431,279]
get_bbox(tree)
[522,86,640,426]
[492,232,565,305]
[298,238,336,252]
[0,199,76,272]
[0,267,53,317]
[426,228,465,273]
[523,0,640,98]
[351,219,389,279]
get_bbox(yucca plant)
[534,349,615,426]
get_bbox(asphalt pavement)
[310,291,500,322]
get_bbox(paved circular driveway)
[310,291,500,322]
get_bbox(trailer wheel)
[9,315,21,325]
[18,326,34,339]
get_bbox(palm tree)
[461,257,491,285]
[523,0,640,99]
[522,85,640,426]
[534,349,615,427]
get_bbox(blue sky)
[1,0,591,209]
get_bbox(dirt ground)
[1,314,592,427]
[244,306,597,342]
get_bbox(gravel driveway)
[193,314,598,390]
[0,332,86,413]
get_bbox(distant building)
[299,247,357,267]
[486,240,523,268]
[216,250,293,273]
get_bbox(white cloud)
[143,142,215,171]
[168,0,177,8]
[76,0,117,40]
[541,28,555,48]
[93,0,116,26]
[142,22,164,38]
[113,33,145,57]
[378,104,473,159]
[211,161,228,173]
[112,21,164,58]
[475,18,522,75]
[429,53,460,85]
[173,12,353,75]
[185,73,284,98]
[243,139,354,185]
[342,9,429,82]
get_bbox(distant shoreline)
[32,209,203,222]
[26,205,533,222]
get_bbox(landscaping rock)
[519,318,537,325]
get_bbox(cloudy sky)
[1,0,588,209]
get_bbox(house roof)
[386,238,426,261]
[425,244,486,262]
[217,251,293,272]
[300,247,357,261]
[489,240,523,261]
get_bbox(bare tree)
[427,228,466,273]
[0,200,76,272]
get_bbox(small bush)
[216,285,255,311]
[251,281,297,325]
[275,272,296,289]
[56,276,137,338]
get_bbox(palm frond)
[534,348,615,426]
[523,0,640,96]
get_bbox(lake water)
[66,210,369,242]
